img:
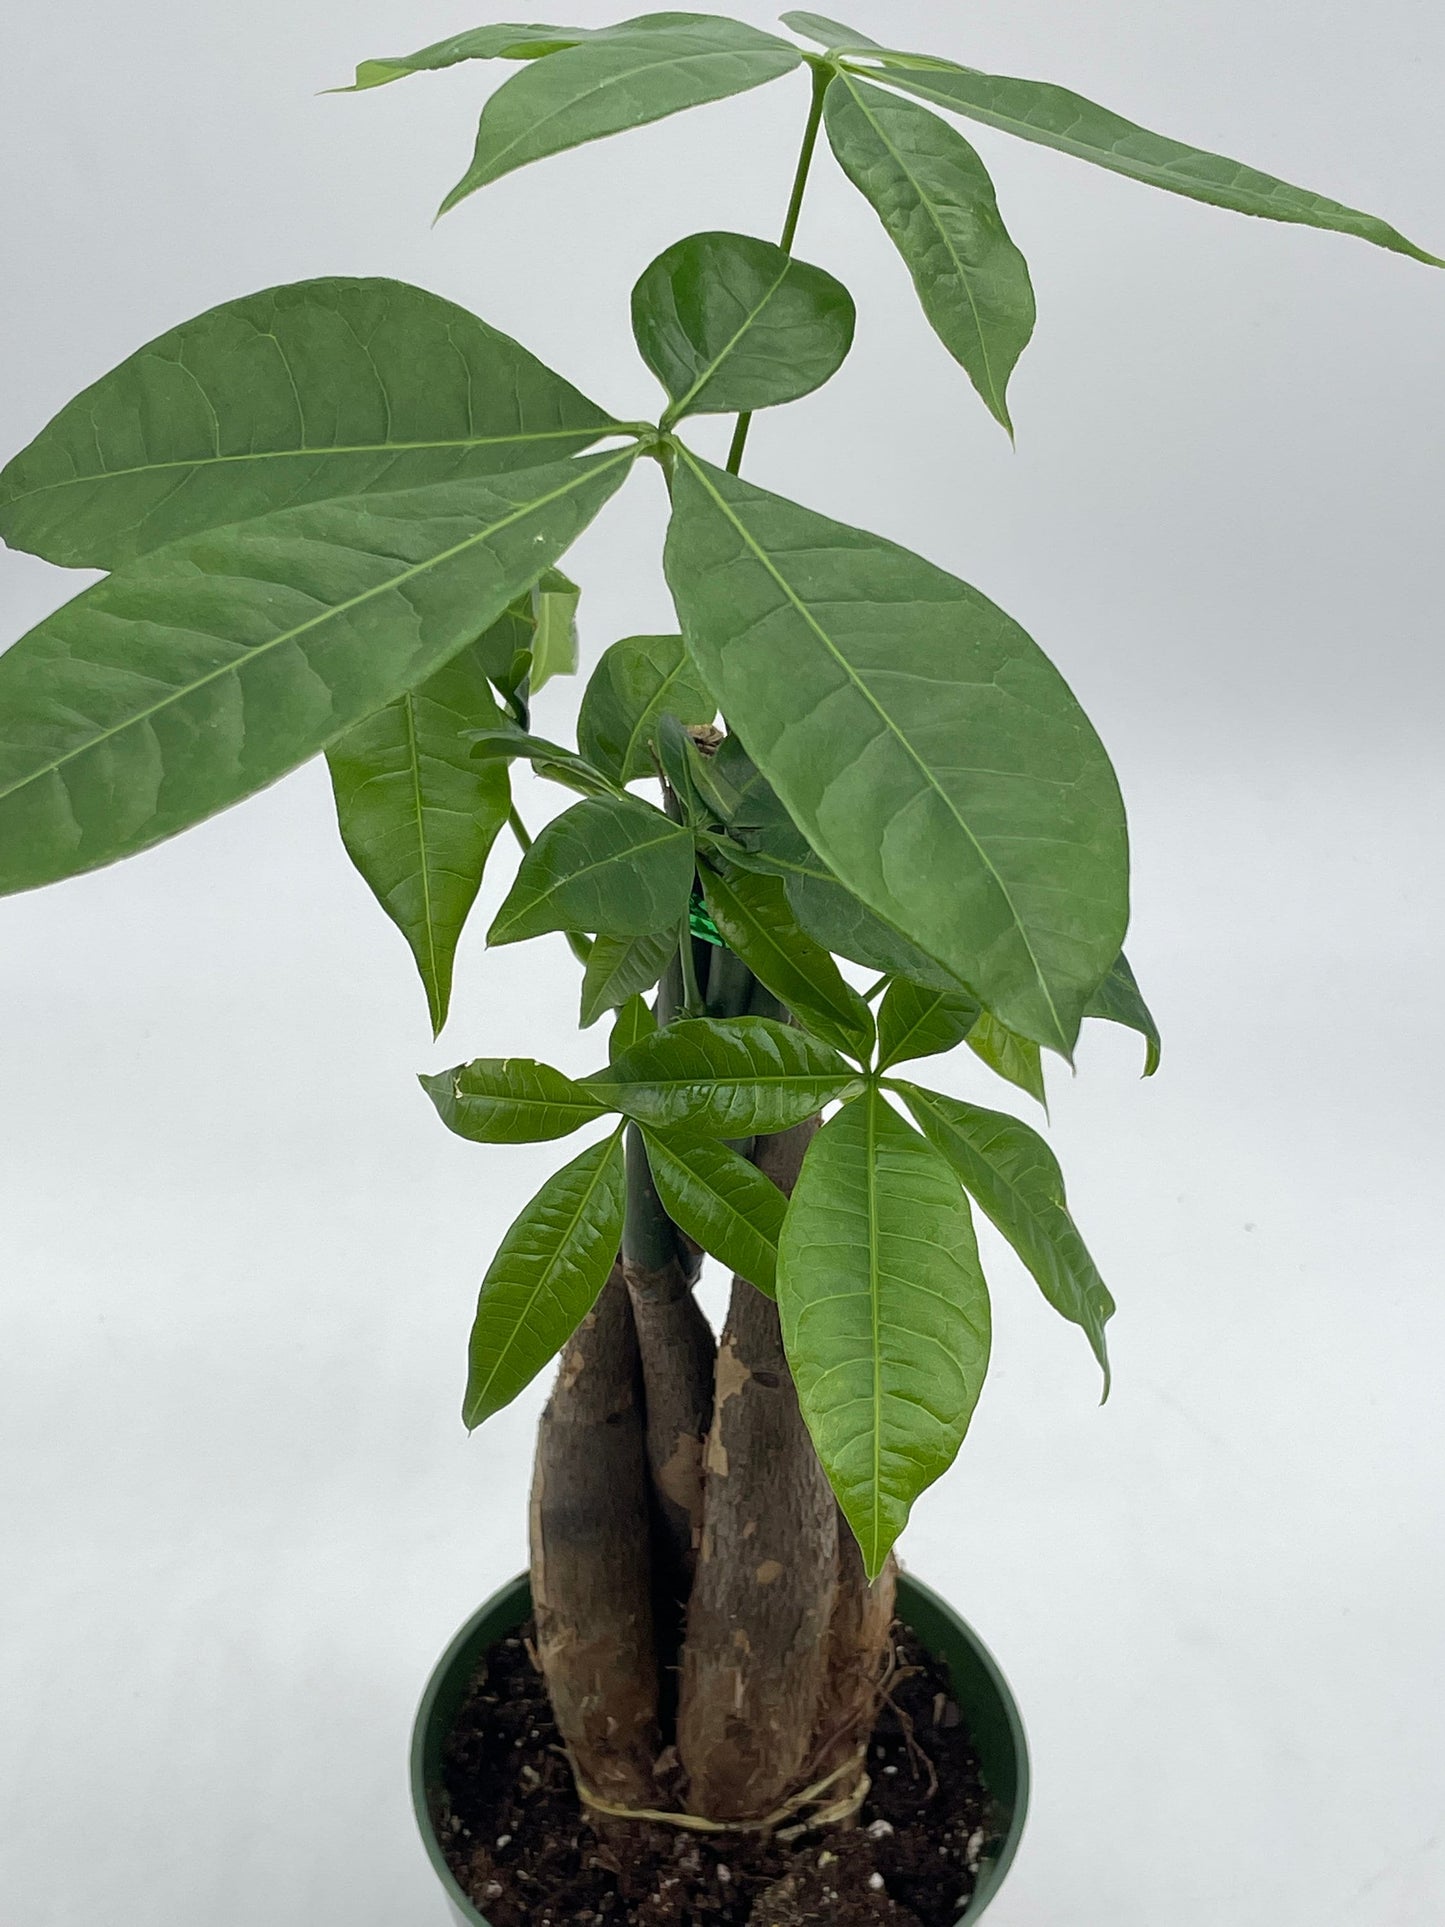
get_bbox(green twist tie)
[688,888,724,948]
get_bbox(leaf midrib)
[662,254,795,420]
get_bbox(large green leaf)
[778,1089,991,1576]
[632,229,855,423]
[1085,950,1161,1076]
[577,633,715,784]
[0,450,635,898]
[700,864,873,1060]
[591,1015,861,1134]
[422,1057,608,1143]
[463,1128,627,1426]
[857,57,1444,268]
[641,1126,787,1294]
[336,23,591,91]
[664,452,1129,1055]
[580,927,677,1026]
[876,977,979,1070]
[966,1007,1046,1109]
[488,793,694,945]
[0,279,617,571]
[327,641,511,1037]
[825,75,1034,434]
[897,1082,1113,1388]
[439,15,802,213]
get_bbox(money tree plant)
[1,8,1436,1835]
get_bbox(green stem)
[726,59,832,476]
[677,915,705,1016]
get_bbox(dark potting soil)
[435,1618,1007,1927]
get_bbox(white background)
[2,3,1443,1922]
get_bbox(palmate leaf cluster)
[0,9,1434,1574]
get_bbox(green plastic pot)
[413,1570,1029,1923]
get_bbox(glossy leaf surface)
[700,865,873,1059]
[966,1007,1046,1108]
[577,633,715,784]
[778,1089,991,1576]
[825,75,1034,433]
[632,229,855,421]
[610,993,658,1060]
[423,1057,608,1143]
[898,1081,1113,1387]
[0,278,615,570]
[327,641,511,1036]
[488,794,694,945]
[664,452,1128,1054]
[464,1129,626,1425]
[641,1126,787,1294]
[580,927,677,1026]
[863,59,1444,266]
[593,1016,860,1134]
[876,977,979,1070]
[440,16,802,212]
[0,451,635,898]
[1086,951,1161,1075]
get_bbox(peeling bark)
[675,1119,840,1822]
[528,1266,662,1807]
[807,1522,899,1790]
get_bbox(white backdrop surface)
[1,4,1443,1923]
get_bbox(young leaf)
[778,1089,991,1577]
[966,1007,1047,1109]
[327,642,512,1037]
[780,12,887,54]
[876,977,980,1070]
[0,450,636,899]
[860,59,1444,268]
[529,567,581,691]
[591,1016,861,1134]
[825,75,1034,435]
[641,1127,787,1294]
[463,1129,627,1426]
[577,634,715,784]
[610,993,658,1061]
[472,596,538,714]
[632,229,855,422]
[700,865,874,1060]
[896,1081,1114,1388]
[488,794,694,946]
[466,714,621,798]
[1085,951,1161,1075]
[0,278,616,571]
[439,16,803,213]
[580,928,677,1026]
[336,24,592,92]
[664,452,1129,1056]
[422,1058,609,1143]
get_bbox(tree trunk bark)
[807,1524,899,1790]
[528,1265,662,1807]
[675,1119,841,1822]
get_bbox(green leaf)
[591,1015,861,1134]
[632,229,855,423]
[825,74,1034,434]
[860,58,1444,268]
[876,977,979,1070]
[780,12,886,53]
[700,865,874,1059]
[335,24,593,91]
[467,720,620,799]
[580,927,677,1026]
[786,867,965,993]
[641,1126,787,1294]
[0,278,617,571]
[0,450,636,898]
[529,567,581,691]
[896,1081,1113,1389]
[966,1007,1046,1109]
[778,1088,991,1577]
[664,452,1129,1055]
[422,1057,609,1143]
[1085,950,1161,1076]
[439,16,802,213]
[488,794,694,946]
[471,596,537,714]
[577,633,715,784]
[327,641,512,1037]
[610,993,658,1061]
[463,1128,627,1426]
